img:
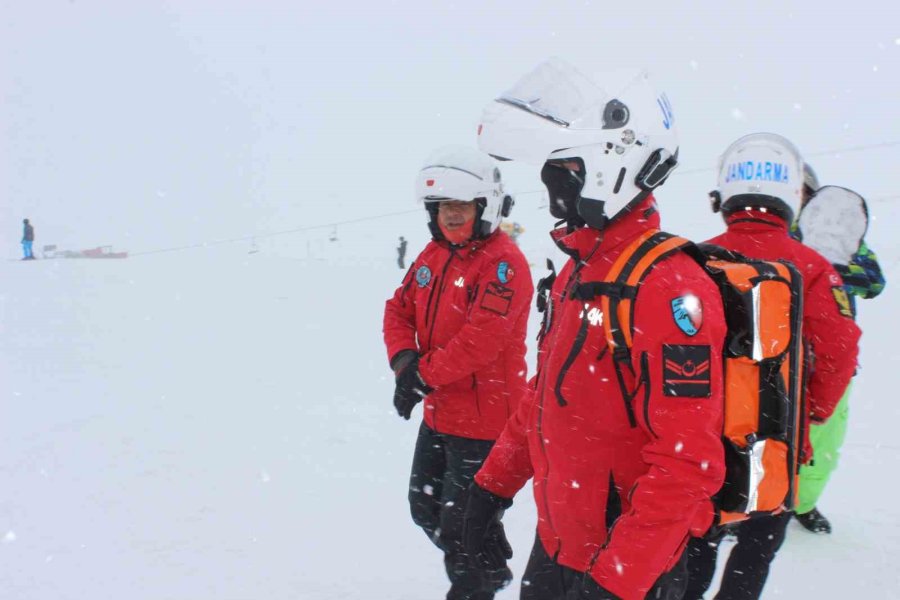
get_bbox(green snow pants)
[796,383,852,515]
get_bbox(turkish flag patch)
[480,282,514,316]
[662,345,712,398]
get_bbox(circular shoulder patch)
[497,261,514,284]
[415,265,432,288]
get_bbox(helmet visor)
[497,58,608,128]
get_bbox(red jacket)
[475,197,727,600]
[383,230,533,440]
[706,210,862,458]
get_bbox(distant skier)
[21,219,35,260]
[383,146,532,600]
[397,236,407,269]
[791,181,886,535]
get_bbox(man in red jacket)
[464,60,727,600]
[682,133,862,600]
[383,145,533,600]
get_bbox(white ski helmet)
[414,145,513,241]
[712,133,804,223]
[476,58,679,229]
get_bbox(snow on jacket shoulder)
[382,230,533,440]
[707,211,861,429]
[477,196,726,600]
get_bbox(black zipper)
[472,374,481,416]
[622,358,641,430]
[425,249,456,343]
[594,480,639,561]
[640,351,657,437]
[554,308,589,407]
[424,277,439,328]
[425,250,457,431]
[534,249,597,559]
[534,370,561,557]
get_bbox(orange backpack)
[582,230,806,526]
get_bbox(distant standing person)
[397,236,408,269]
[21,219,35,260]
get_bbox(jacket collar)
[725,209,789,233]
[551,195,661,261]
[433,230,498,258]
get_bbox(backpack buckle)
[612,346,632,363]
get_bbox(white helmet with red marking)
[414,145,513,239]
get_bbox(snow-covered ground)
[2,195,898,599]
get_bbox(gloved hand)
[564,573,620,600]
[462,482,514,569]
[390,349,419,377]
[393,356,433,420]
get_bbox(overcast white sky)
[2,0,899,254]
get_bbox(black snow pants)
[519,533,688,600]
[408,422,508,600]
[683,512,792,600]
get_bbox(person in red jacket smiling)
[682,133,862,600]
[383,145,533,600]
[463,59,727,600]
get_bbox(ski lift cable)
[129,141,900,257]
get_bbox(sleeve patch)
[831,286,854,318]
[663,345,711,398]
[481,282,514,316]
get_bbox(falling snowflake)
[675,441,684,453]
[731,108,746,121]
[689,60,699,71]
[423,484,435,496]
[3,531,15,543]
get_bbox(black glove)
[462,482,513,569]
[389,349,418,376]
[564,573,620,600]
[393,357,433,420]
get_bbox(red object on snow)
[80,246,128,259]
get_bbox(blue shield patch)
[671,295,702,336]
[497,261,513,284]
[415,265,432,288]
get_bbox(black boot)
[795,507,832,534]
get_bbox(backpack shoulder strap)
[600,230,694,355]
